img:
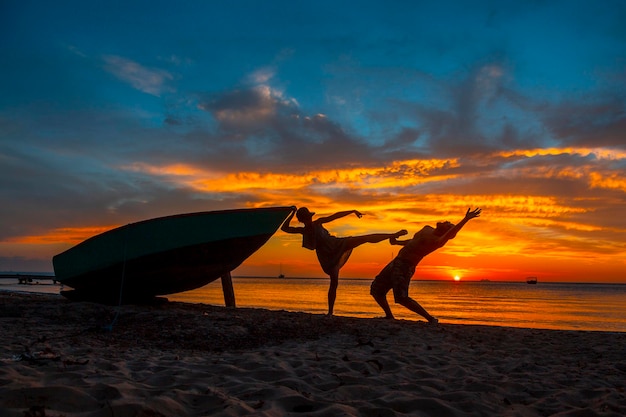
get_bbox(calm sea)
[3,277,625,332]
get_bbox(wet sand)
[1,291,625,416]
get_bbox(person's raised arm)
[437,207,481,246]
[281,206,303,234]
[317,209,363,224]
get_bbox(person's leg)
[344,230,407,251]
[327,272,339,317]
[372,292,394,319]
[391,263,437,323]
[397,297,438,323]
[370,264,395,319]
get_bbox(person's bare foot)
[395,230,408,238]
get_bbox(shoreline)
[3,283,626,334]
[2,292,625,416]
[3,273,626,285]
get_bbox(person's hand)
[354,210,363,218]
[465,207,481,220]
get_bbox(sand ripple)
[1,292,625,416]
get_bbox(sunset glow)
[2,2,625,283]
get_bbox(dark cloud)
[163,116,182,126]
[380,127,423,153]
[382,60,547,157]
[195,86,380,169]
[540,96,626,148]
[0,124,245,241]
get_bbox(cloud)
[247,67,276,84]
[412,62,522,155]
[199,86,286,128]
[194,83,378,169]
[103,55,174,96]
[4,42,626,275]
[539,96,626,148]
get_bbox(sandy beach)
[1,292,625,416]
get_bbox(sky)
[1,0,625,283]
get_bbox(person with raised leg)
[281,206,407,317]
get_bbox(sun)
[453,275,461,281]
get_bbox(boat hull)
[53,207,293,303]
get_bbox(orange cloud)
[121,158,461,193]
[589,172,626,192]
[7,148,624,283]
[8,226,118,245]
[496,146,626,160]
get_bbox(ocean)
[3,277,625,332]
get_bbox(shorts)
[370,258,416,302]
[316,237,353,276]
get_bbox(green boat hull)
[53,207,293,303]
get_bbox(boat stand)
[221,272,236,308]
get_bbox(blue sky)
[1,0,625,281]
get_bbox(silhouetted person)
[370,208,481,323]
[281,207,407,317]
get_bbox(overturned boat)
[53,206,294,304]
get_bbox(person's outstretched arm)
[437,208,481,246]
[390,236,411,246]
[281,207,304,234]
[317,210,362,224]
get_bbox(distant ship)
[278,263,285,279]
[526,276,538,284]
